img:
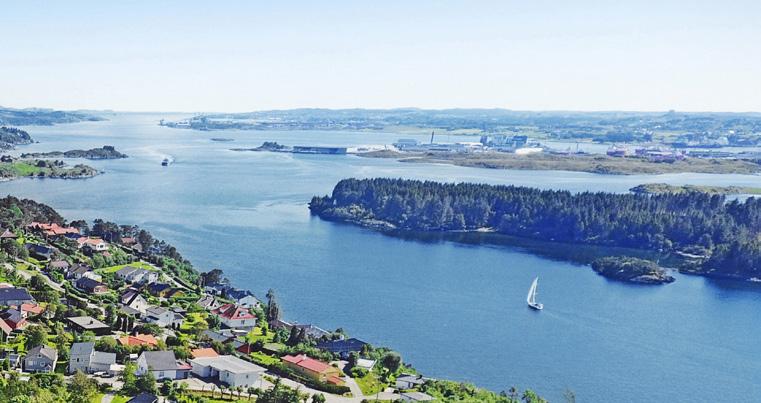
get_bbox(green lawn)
[97,261,157,274]
[110,395,130,403]
[355,371,385,396]
[249,351,280,366]
[89,393,104,403]
[180,311,208,331]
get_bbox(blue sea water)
[5,114,761,402]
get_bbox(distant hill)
[0,107,104,126]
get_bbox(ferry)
[161,158,170,166]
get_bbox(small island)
[591,256,675,284]
[0,158,99,180]
[20,145,127,160]
[630,183,761,195]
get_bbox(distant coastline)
[359,150,761,175]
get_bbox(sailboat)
[527,277,543,310]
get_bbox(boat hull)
[528,302,543,310]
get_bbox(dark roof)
[140,351,178,371]
[148,283,171,294]
[0,288,34,303]
[316,338,368,354]
[128,393,158,403]
[76,277,106,291]
[225,288,254,299]
[24,243,54,255]
[119,305,141,316]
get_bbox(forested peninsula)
[310,178,761,281]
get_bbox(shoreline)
[358,150,761,175]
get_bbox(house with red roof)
[190,348,219,359]
[282,354,345,386]
[211,304,256,329]
[27,222,80,238]
[118,333,159,347]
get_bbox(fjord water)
[8,114,761,402]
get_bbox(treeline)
[0,126,33,148]
[310,178,761,280]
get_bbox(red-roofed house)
[211,304,256,329]
[118,334,159,347]
[20,303,44,316]
[28,223,80,238]
[77,238,109,252]
[0,318,12,338]
[190,348,219,359]
[282,354,345,385]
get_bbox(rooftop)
[67,316,110,330]
[191,355,265,374]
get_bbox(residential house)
[118,334,159,347]
[211,304,256,329]
[136,351,190,380]
[27,222,79,238]
[270,319,330,339]
[282,354,345,386]
[68,342,116,374]
[115,266,159,285]
[20,303,44,316]
[165,288,185,299]
[0,288,34,307]
[147,283,172,298]
[127,393,158,403]
[24,345,58,373]
[190,355,266,387]
[224,288,260,308]
[65,264,93,280]
[47,260,70,272]
[316,338,368,358]
[0,228,17,240]
[24,243,56,260]
[120,289,150,314]
[203,283,230,296]
[396,374,430,390]
[356,358,376,372]
[144,306,177,328]
[0,318,13,339]
[190,348,218,359]
[67,316,111,336]
[77,237,109,252]
[75,277,109,295]
[196,295,221,311]
[399,392,435,402]
[201,329,234,344]
[1,308,27,331]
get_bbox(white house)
[115,266,159,285]
[190,355,265,387]
[136,351,189,380]
[69,342,116,374]
[225,288,260,308]
[211,304,257,329]
[144,306,175,328]
[120,289,150,314]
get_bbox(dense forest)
[310,178,761,280]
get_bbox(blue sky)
[1,1,759,112]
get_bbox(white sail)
[527,277,543,310]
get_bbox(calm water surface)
[5,114,761,402]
